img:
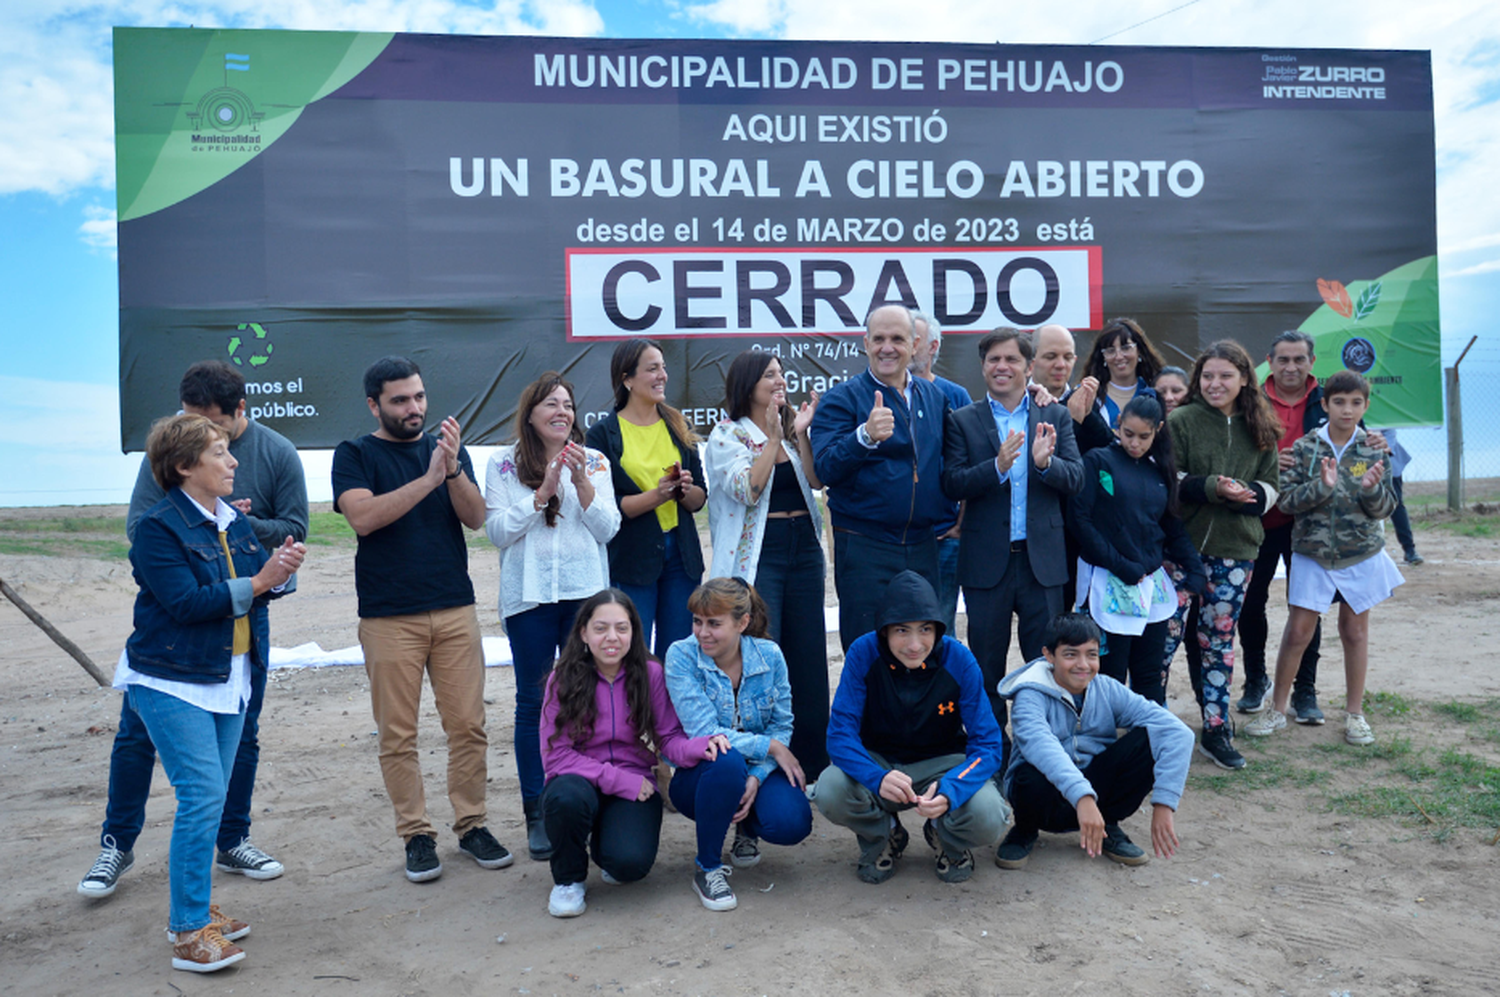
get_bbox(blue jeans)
[505,600,583,802]
[618,531,698,658]
[755,516,830,778]
[934,533,961,637]
[668,749,812,871]
[126,685,244,934]
[103,661,266,853]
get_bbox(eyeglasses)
[1102,342,1138,358]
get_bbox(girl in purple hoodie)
[539,589,726,918]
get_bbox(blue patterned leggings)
[1160,556,1253,728]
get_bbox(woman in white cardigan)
[485,372,620,860]
[704,351,830,777]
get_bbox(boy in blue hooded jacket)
[996,613,1192,868]
[815,571,1010,885]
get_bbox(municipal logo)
[1341,337,1376,373]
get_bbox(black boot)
[523,797,553,861]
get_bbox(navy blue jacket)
[126,488,274,683]
[1069,441,1206,593]
[810,370,951,545]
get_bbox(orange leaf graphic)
[1317,278,1353,318]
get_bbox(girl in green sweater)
[1163,341,1282,770]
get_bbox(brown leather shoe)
[171,924,245,973]
[167,903,250,943]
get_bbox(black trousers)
[1099,618,1169,705]
[1009,727,1156,832]
[758,516,830,778]
[541,773,663,886]
[964,548,1065,731]
[1238,520,1319,693]
[832,529,939,653]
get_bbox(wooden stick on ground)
[0,577,108,687]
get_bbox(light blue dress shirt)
[988,393,1032,542]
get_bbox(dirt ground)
[1,504,1497,997]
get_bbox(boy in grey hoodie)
[995,613,1193,868]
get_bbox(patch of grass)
[305,511,356,546]
[0,516,131,560]
[1364,690,1413,717]
[1433,701,1483,723]
[1418,513,1500,537]
[0,516,125,535]
[1328,747,1500,830]
[1189,753,1328,796]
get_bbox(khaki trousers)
[360,604,488,841]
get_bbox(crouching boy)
[814,571,1009,884]
[995,613,1192,869]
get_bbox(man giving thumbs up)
[810,304,953,651]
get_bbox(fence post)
[1447,366,1462,511]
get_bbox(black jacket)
[585,411,706,587]
[1069,442,1207,594]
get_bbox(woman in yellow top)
[586,339,707,656]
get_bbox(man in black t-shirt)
[332,357,513,883]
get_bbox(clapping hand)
[1067,376,1099,424]
[996,429,1025,474]
[1033,422,1057,468]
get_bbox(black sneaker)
[1198,724,1246,770]
[1101,824,1149,866]
[1289,689,1326,726]
[458,826,514,869]
[692,864,737,911]
[856,817,909,884]
[404,834,443,882]
[994,827,1038,869]
[1235,675,1270,714]
[1404,551,1424,566]
[215,837,284,880]
[77,835,134,898]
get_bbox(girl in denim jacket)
[665,579,813,912]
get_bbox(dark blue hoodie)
[826,571,1004,810]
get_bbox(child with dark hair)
[995,613,1193,870]
[665,578,813,912]
[815,571,1009,885]
[1069,395,1206,704]
[539,589,726,918]
[1245,371,1401,746]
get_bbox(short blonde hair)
[146,414,229,491]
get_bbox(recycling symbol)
[228,322,273,367]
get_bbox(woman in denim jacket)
[665,579,813,912]
[117,415,303,973]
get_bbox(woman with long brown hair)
[484,372,619,861]
[538,589,725,918]
[704,350,829,776]
[1163,340,1282,771]
[586,339,707,657]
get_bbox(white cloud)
[78,204,117,256]
[1448,258,1500,277]
[0,1,605,198]
[684,0,788,35]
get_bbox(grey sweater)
[127,418,309,548]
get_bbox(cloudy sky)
[2,0,1496,504]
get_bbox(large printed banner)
[114,29,1440,448]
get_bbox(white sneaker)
[548,881,587,918]
[1244,708,1287,737]
[1344,713,1375,746]
[599,868,621,885]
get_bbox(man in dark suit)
[942,328,1084,727]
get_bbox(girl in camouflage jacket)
[1245,371,1402,747]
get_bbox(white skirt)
[1075,560,1179,636]
[1287,550,1404,615]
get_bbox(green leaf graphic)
[1099,469,1114,496]
[1354,281,1382,321]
